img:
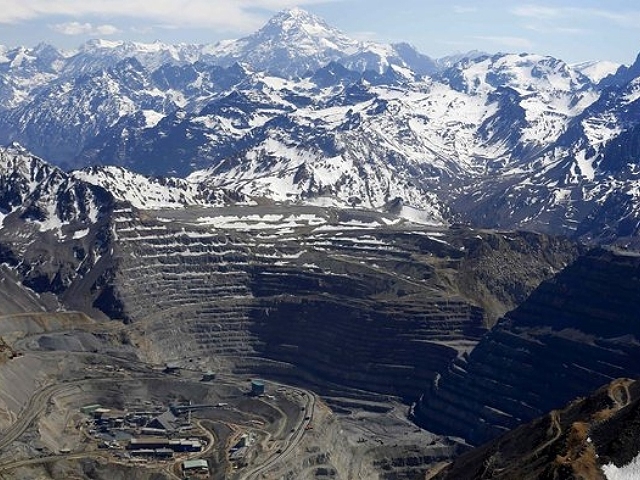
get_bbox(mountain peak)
[271,7,321,22]
[209,8,436,78]
[278,6,313,18]
[261,7,339,38]
[209,7,360,77]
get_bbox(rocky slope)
[415,247,640,445]
[429,378,640,480]
[0,266,54,315]
[0,145,252,315]
[0,146,586,406]
[72,205,577,403]
[0,145,115,311]
[0,146,582,420]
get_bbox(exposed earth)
[0,205,639,479]
[0,310,458,480]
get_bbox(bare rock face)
[430,378,640,480]
[64,205,578,403]
[415,248,640,445]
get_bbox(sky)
[0,0,638,65]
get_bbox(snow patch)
[74,166,228,209]
[72,228,90,239]
[575,151,596,181]
[142,110,165,128]
[194,213,327,232]
[603,453,640,480]
[399,205,443,226]
[573,60,621,83]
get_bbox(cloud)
[580,8,640,28]
[524,24,584,35]
[52,21,119,36]
[475,35,534,50]
[511,5,562,19]
[453,6,478,14]
[0,0,339,32]
[511,4,640,28]
[555,27,585,35]
[350,30,379,42]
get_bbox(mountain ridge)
[0,9,638,243]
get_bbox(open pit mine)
[0,181,573,474]
[2,181,640,479]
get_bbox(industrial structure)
[182,458,210,476]
[251,379,265,396]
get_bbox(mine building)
[141,427,168,436]
[230,446,248,461]
[233,435,247,449]
[128,438,171,450]
[182,458,209,475]
[93,408,111,417]
[251,379,265,396]
[164,362,180,374]
[128,438,203,453]
[80,404,101,415]
[170,438,203,452]
[130,448,174,459]
[202,370,216,381]
[148,410,180,432]
[126,414,145,426]
[96,415,124,429]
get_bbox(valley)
[415,248,640,444]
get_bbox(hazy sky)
[0,0,638,65]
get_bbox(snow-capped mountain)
[452,53,640,243]
[0,57,175,166]
[63,39,205,75]
[0,44,68,109]
[0,8,637,243]
[0,143,246,229]
[206,7,361,77]
[440,53,597,159]
[0,144,111,239]
[74,165,244,210]
[572,60,621,84]
[206,8,435,78]
[0,144,120,299]
[435,50,488,70]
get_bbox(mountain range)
[0,8,637,245]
